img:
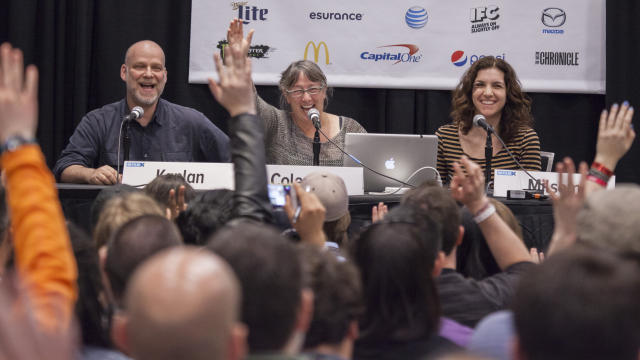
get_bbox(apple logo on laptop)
[385,158,395,170]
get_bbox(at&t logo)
[405,7,428,29]
[451,51,506,67]
[304,41,330,65]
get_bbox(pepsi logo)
[451,51,468,67]
[405,6,428,29]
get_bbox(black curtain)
[0,1,634,182]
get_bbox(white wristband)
[473,204,496,224]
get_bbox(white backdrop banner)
[189,0,605,93]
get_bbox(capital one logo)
[470,5,499,22]
[304,41,330,65]
[541,8,566,27]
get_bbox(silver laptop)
[343,133,439,193]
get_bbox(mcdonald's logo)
[304,41,330,65]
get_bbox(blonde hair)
[93,192,164,249]
[490,198,523,240]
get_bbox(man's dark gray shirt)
[52,98,231,180]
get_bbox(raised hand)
[167,185,187,220]
[594,102,635,171]
[226,18,254,61]
[372,202,387,223]
[0,43,38,142]
[283,182,326,247]
[450,156,488,214]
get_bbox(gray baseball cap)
[301,172,348,222]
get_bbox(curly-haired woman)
[436,57,541,184]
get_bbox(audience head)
[514,246,640,360]
[301,172,350,246]
[175,189,235,245]
[144,174,196,210]
[298,245,363,352]
[93,192,164,249]
[350,219,441,345]
[124,247,246,360]
[451,55,532,144]
[402,180,462,255]
[67,222,111,348]
[90,184,140,231]
[206,222,312,354]
[105,215,182,307]
[577,185,640,254]
[491,198,523,240]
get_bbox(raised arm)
[450,156,532,270]
[0,42,77,331]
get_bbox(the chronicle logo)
[216,40,274,61]
[535,51,579,66]
[304,41,330,65]
[541,8,566,34]
[361,44,421,65]
[231,2,268,24]
[470,5,500,33]
[309,12,363,20]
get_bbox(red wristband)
[587,175,607,187]
[591,162,614,177]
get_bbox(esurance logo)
[361,44,421,65]
[535,51,579,66]
[127,162,145,167]
[405,7,428,29]
[451,51,505,67]
[304,41,330,65]
[497,170,516,176]
[216,40,274,61]
[470,5,500,33]
[309,12,363,21]
[542,8,566,34]
[231,2,268,24]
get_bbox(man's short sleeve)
[52,115,102,181]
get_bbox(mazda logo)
[542,8,566,27]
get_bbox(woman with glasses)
[226,18,366,166]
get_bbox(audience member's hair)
[323,212,351,247]
[93,192,164,249]
[175,190,234,245]
[490,198,523,240]
[68,222,111,348]
[577,184,640,254]
[105,215,182,306]
[301,172,350,247]
[514,246,640,360]
[298,245,363,349]
[90,184,140,231]
[350,221,441,345]
[143,174,196,209]
[402,180,460,255]
[206,223,302,352]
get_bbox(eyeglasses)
[284,84,325,98]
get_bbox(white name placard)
[122,161,364,195]
[493,169,615,197]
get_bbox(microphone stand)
[485,132,493,187]
[313,127,320,166]
[123,119,132,164]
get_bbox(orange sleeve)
[1,144,77,331]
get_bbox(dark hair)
[68,222,112,348]
[402,180,461,255]
[350,221,441,345]
[278,60,334,112]
[207,223,302,352]
[299,245,363,348]
[451,56,533,144]
[175,190,234,245]
[143,174,196,209]
[514,246,640,360]
[105,215,182,306]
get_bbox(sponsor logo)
[451,51,505,67]
[309,12,363,20]
[216,40,274,61]
[405,7,428,29]
[535,51,579,66]
[126,162,145,167]
[470,5,500,33]
[385,158,396,170]
[360,44,421,65]
[541,8,565,34]
[304,41,330,65]
[231,2,268,24]
[497,170,516,176]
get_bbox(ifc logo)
[405,7,428,29]
[451,51,468,66]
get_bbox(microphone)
[473,114,495,134]
[307,108,321,130]
[124,106,144,122]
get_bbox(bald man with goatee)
[113,247,248,360]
